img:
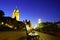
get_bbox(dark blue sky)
[0,0,60,25]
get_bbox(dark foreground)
[0,31,60,40]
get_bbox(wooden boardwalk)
[39,32,60,40]
[0,31,60,40]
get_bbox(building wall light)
[26,25,30,30]
[1,22,4,25]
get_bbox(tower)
[12,7,20,21]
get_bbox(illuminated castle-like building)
[12,7,20,21]
[12,7,32,30]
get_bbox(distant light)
[38,19,42,23]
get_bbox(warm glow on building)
[26,25,30,30]
[5,23,13,28]
[1,22,4,24]
[14,27,17,29]
[8,25,13,28]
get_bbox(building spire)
[12,6,20,21]
[15,6,18,10]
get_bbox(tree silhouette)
[0,10,4,18]
[0,10,4,24]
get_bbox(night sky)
[0,0,60,25]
